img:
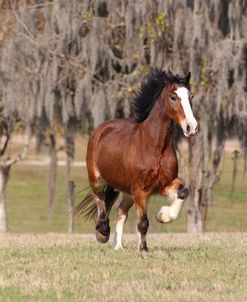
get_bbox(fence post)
[68,180,75,234]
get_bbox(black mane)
[132,69,189,123]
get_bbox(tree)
[185,1,247,232]
[0,2,32,232]
[0,113,31,232]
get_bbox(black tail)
[72,190,98,221]
[72,186,119,221]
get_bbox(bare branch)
[10,1,35,39]
[0,131,31,167]
[0,134,10,157]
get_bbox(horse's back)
[88,118,136,147]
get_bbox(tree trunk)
[48,134,57,222]
[187,111,225,233]
[68,180,75,234]
[231,150,239,196]
[65,129,75,184]
[187,113,209,233]
[64,129,75,212]
[0,166,10,233]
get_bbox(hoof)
[139,243,148,252]
[113,244,124,250]
[96,229,110,243]
[177,184,189,199]
[95,217,110,244]
[156,206,173,224]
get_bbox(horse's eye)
[170,95,176,101]
[191,94,194,100]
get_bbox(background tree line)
[0,0,246,233]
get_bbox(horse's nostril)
[195,125,198,132]
[186,124,191,133]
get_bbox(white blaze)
[175,87,198,136]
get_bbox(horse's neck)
[140,99,173,153]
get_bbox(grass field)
[0,233,246,302]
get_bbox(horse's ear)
[167,68,173,75]
[164,69,173,82]
[184,72,191,85]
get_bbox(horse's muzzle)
[182,120,198,137]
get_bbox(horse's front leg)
[156,178,189,224]
[134,192,149,251]
[112,194,134,250]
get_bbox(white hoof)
[113,244,124,250]
[156,206,173,224]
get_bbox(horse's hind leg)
[156,178,189,223]
[112,194,134,250]
[134,192,149,251]
[95,185,119,244]
[95,193,110,244]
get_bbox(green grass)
[6,153,247,233]
[6,165,90,233]
[0,233,246,302]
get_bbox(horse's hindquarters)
[87,119,136,196]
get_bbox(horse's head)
[161,72,198,137]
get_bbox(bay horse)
[74,69,198,251]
